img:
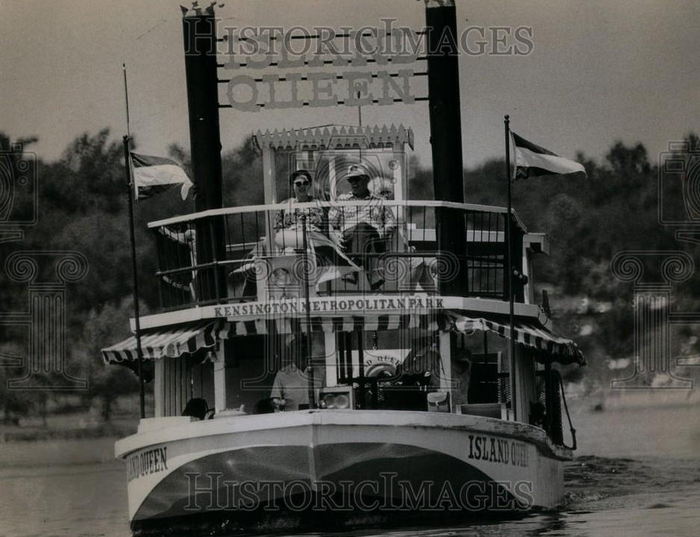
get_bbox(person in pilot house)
[269,336,323,411]
[328,164,396,289]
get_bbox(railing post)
[512,221,524,302]
[209,217,222,301]
[153,228,167,309]
[502,213,510,301]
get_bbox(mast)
[424,0,468,296]
[504,115,517,419]
[121,64,146,419]
[301,216,315,408]
[122,136,146,419]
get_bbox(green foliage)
[78,300,141,421]
[222,136,263,206]
[464,133,699,378]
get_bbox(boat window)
[224,335,280,414]
[159,352,214,417]
[223,333,326,413]
[188,354,215,411]
[451,332,511,415]
[332,328,447,412]
[467,353,502,404]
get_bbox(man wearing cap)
[328,164,396,289]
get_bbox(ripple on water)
[2,453,700,537]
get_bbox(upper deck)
[142,124,549,327]
[149,200,543,309]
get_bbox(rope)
[556,371,577,450]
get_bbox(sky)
[2,0,698,170]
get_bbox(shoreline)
[2,387,697,444]
[0,436,121,469]
[1,396,698,468]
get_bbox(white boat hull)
[116,410,571,534]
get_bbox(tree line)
[0,129,697,422]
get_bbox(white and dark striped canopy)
[225,313,440,337]
[100,315,439,363]
[101,320,223,364]
[450,315,584,364]
[101,312,582,365]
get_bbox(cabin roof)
[253,124,414,151]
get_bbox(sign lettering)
[226,69,416,111]
[126,447,169,482]
[467,434,529,468]
[214,296,444,319]
[221,23,423,111]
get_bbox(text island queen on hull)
[102,2,584,534]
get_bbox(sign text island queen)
[216,19,428,111]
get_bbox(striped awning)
[101,320,223,364]
[225,313,440,336]
[101,311,582,364]
[450,316,584,364]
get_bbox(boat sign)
[214,296,445,318]
[467,434,529,468]
[126,447,169,482]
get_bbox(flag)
[130,152,193,200]
[512,132,586,180]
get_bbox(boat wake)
[563,455,700,510]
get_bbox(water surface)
[1,401,698,537]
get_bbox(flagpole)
[357,89,362,128]
[123,64,146,419]
[301,215,315,408]
[123,64,131,137]
[504,114,517,420]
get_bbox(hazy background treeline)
[0,129,698,425]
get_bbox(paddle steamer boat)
[103,2,583,534]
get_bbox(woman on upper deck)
[274,169,324,233]
[273,169,360,286]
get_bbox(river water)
[1,400,699,537]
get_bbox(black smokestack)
[425,0,464,204]
[425,0,468,295]
[182,8,226,301]
[183,9,223,211]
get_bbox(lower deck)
[105,314,578,452]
